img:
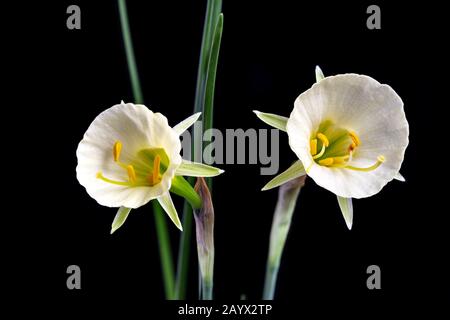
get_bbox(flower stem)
[118,0,175,299]
[175,0,222,299]
[118,0,143,104]
[153,201,175,299]
[170,176,202,209]
[175,200,193,299]
[263,176,306,299]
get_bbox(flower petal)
[253,110,288,132]
[262,160,306,191]
[173,112,202,135]
[157,193,183,231]
[315,65,325,82]
[337,196,353,230]
[76,102,182,208]
[394,172,405,182]
[111,206,132,234]
[287,74,409,198]
[175,160,224,177]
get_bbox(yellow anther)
[127,165,136,184]
[349,131,361,147]
[377,155,386,163]
[319,158,334,166]
[152,155,161,185]
[113,141,122,162]
[317,133,329,147]
[310,139,318,156]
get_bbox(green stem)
[175,0,222,299]
[263,176,305,299]
[153,201,175,300]
[170,176,202,209]
[118,0,143,104]
[118,0,175,300]
[175,201,193,299]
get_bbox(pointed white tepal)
[337,196,353,230]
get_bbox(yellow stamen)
[339,155,386,172]
[310,139,318,156]
[97,172,130,186]
[317,133,329,147]
[113,141,122,162]
[127,165,136,184]
[319,158,334,166]
[349,131,361,147]
[313,143,326,159]
[332,155,350,164]
[152,155,161,185]
[349,150,353,162]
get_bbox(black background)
[9,0,449,317]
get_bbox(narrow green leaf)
[203,13,224,176]
[176,0,223,300]
[111,206,132,234]
[193,0,222,115]
[337,196,353,230]
[176,160,224,177]
[262,160,306,191]
[253,110,288,132]
[118,0,143,104]
[315,65,325,82]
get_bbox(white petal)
[337,196,353,230]
[173,112,201,135]
[287,74,409,198]
[175,159,224,177]
[157,193,182,231]
[262,160,306,191]
[76,102,182,208]
[315,65,325,82]
[394,172,405,182]
[253,110,288,131]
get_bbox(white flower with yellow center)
[76,102,224,231]
[255,71,409,229]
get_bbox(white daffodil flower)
[76,102,224,231]
[255,71,409,229]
